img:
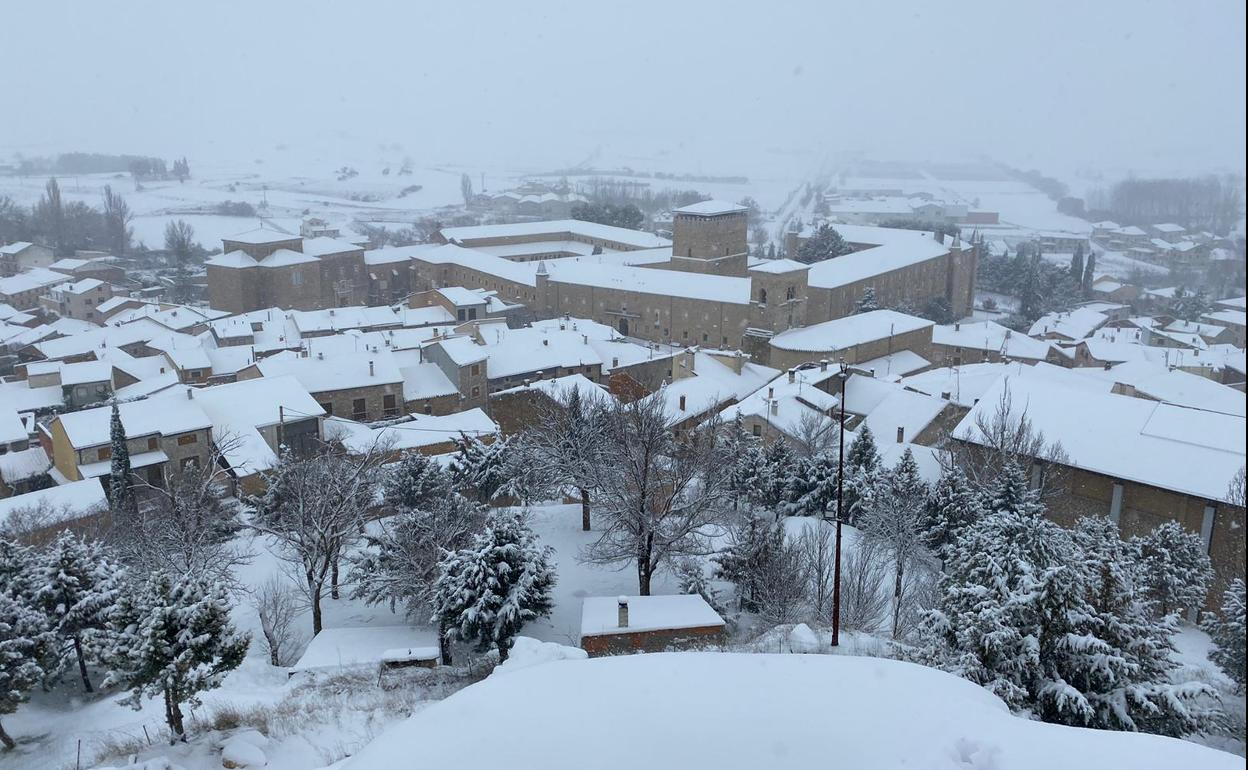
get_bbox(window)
[292,271,303,287]
[457,308,466,321]
[97,446,111,461]
[352,398,367,420]
[383,394,398,416]
[319,401,334,416]
[758,288,767,305]
[147,437,158,451]
[471,386,480,398]
[424,402,433,415]
[177,434,198,446]
[751,424,762,437]
[470,363,480,376]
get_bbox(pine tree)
[1066,516,1220,735]
[104,572,249,741]
[0,593,52,750]
[383,452,453,512]
[984,461,1044,518]
[1069,242,1084,283]
[794,224,852,264]
[713,515,782,613]
[1202,579,1246,691]
[0,539,36,602]
[854,286,881,314]
[724,413,764,510]
[449,433,511,503]
[31,532,121,693]
[1081,251,1096,294]
[108,402,137,522]
[843,426,882,524]
[784,452,838,517]
[846,425,880,475]
[758,439,796,512]
[1129,521,1214,617]
[432,511,555,662]
[921,465,984,560]
[675,558,723,615]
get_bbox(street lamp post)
[831,358,848,647]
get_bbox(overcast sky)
[2,0,1244,178]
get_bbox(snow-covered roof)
[0,241,36,255]
[1114,225,1148,237]
[747,258,809,275]
[259,249,319,268]
[1091,220,1121,230]
[256,349,402,392]
[437,286,487,306]
[647,353,779,427]
[49,277,104,295]
[431,335,488,367]
[401,361,458,401]
[301,236,362,257]
[324,409,497,454]
[546,260,751,304]
[580,594,724,637]
[933,321,1051,361]
[0,477,106,527]
[341,652,1236,770]
[204,250,259,268]
[491,373,613,405]
[858,388,948,445]
[856,349,931,378]
[902,361,1036,408]
[291,625,434,674]
[0,446,50,484]
[0,381,63,412]
[0,407,27,445]
[58,392,212,449]
[722,367,839,438]
[1028,307,1109,340]
[223,225,300,245]
[1202,309,1246,327]
[1153,223,1185,233]
[673,200,747,216]
[1061,360,1246,417]
[805,224,952,290]
[0,267,70,295]
[953,374,1245,502]
[771,310,933,353]
[440,220,670,249]
[1215,295,1246,311]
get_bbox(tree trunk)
[891,560,905,639]
[165,687,186,742]
[73,635,93,693]
[310,583,324,635]
[638,560,652,596]
[497,637,511,663]
[579,488,591,531]
[438,619,453,666]
[0,718,15,750]
[331,558,340,600]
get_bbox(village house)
[39,277,112,322]
[1200,309,1247,347]
[488,373,613,435]
[237,349,404,422]
[0,477,109,545]
[48,254,127,285]
[579,595,726,657]
[0,242,55,276]
[931,320,1052,365]
[436,219,670,262]
[768,309,934,372]
[0,267,71,310]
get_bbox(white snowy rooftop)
[256,349,403,391]
[0,477,106,528]
[580,594,724,637]
[747,258,809,275]
[223,225,301,245]
[933,321,1052,361]
[771,310,933,353]
[1028,307,1109,340]
[803,224,953,290]
[953,374,1246,503]
[440,220,670,249]
[291,625,434,674]
[673,199,747,216]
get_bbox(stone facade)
[208,233,368,314]
[670,208,749,276]
[580,625,727,657]
[768,324,934,372]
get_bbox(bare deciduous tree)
[944,381,1070,500]
[520,385,604,530]
[797,521,837,619]
[251,445,386,635]
[839,539,890,633]
[582,395,731,595]
[250,576,303,667]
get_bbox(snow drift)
[342,652,1237,769]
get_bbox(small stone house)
[579,595,726,657]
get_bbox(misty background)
[1,0,1244,180]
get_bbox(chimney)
[317,351,324,360]
[820,359,829,372]
[767,387,774,400]
[542,339,549,346]
[940,391,951,400]
[612,356,619,368]
[770,399,779,416]
[896,426,904,443]
[787,369,796,384]
[617,597,629,628]
[185,387,193,400]
[934,231,945,245]
[582,334,588,345]
[369,360,375,376]
[679,394,687,411]
[954,322,961,331]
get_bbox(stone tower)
[670,200,749,277]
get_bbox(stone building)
[0,267,70,310]
[39,278,113,322]
[437,219,670,262]
[237,350,404,423]
[206,226,367,313]
[768,309,934,372]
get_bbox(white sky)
[1,0,1244,177]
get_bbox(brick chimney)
[896,426,904,443]
[678,394,687,411]
[617,597,629,628]
[369,360,375,376]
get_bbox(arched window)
[758,288,768,305]
[786,286,796,300]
